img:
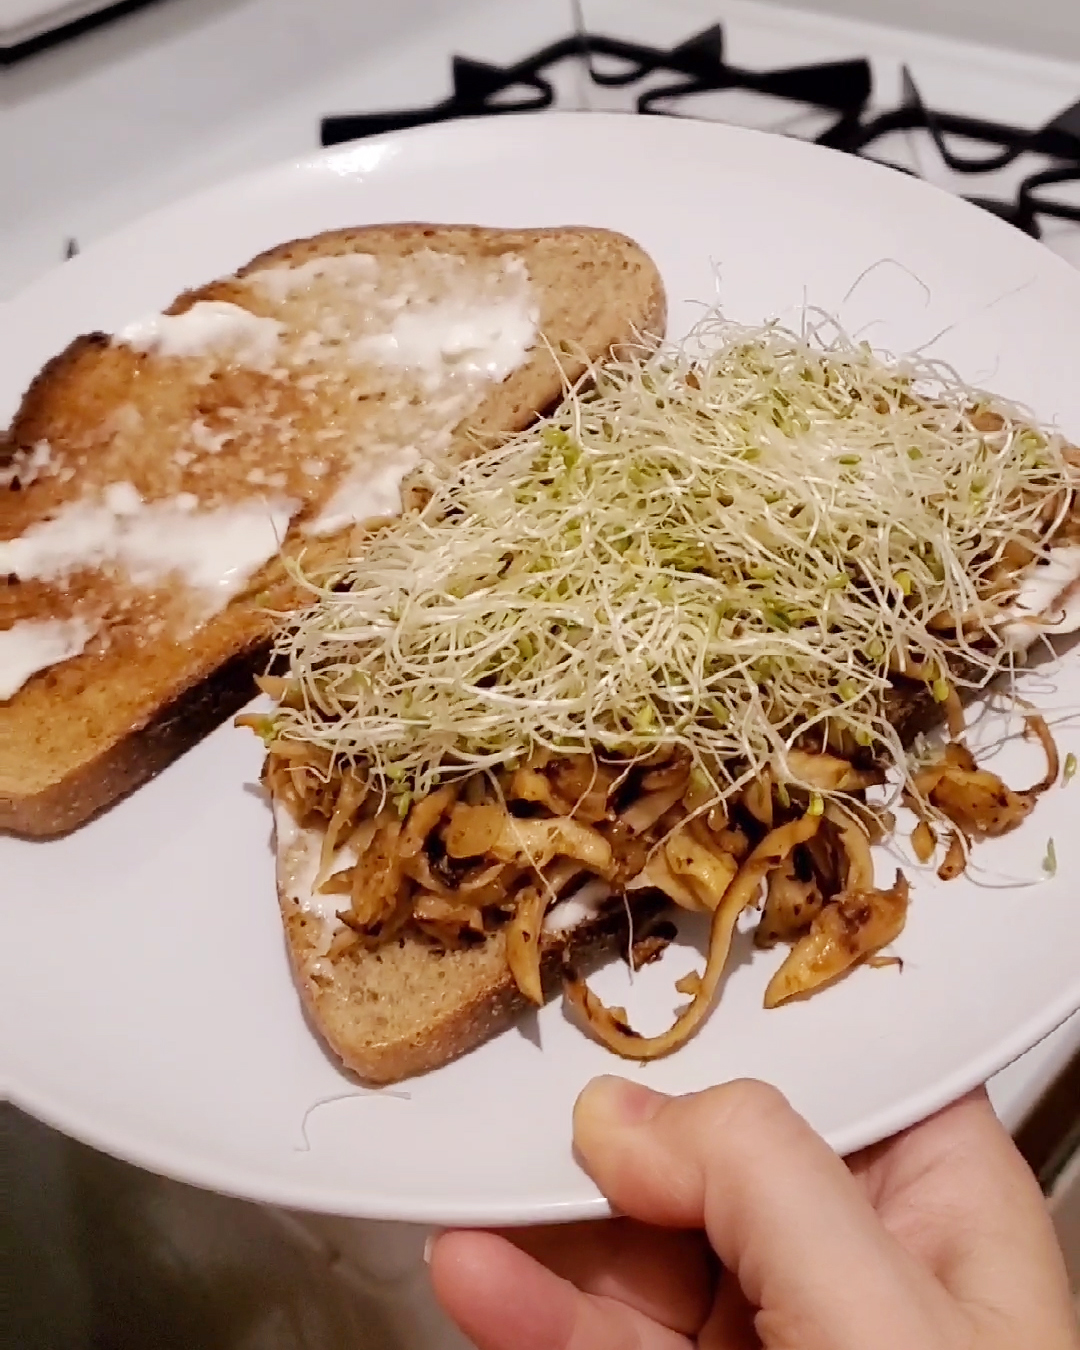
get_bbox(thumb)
[573,1076,957,1350]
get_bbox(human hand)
[430,1077,1079,1349]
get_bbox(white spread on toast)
[243,249,539,536]
[0,439,52,489]
[1002,545,1080,647]
[542,877,610,934]
[274,800,354,957]
[305,450,422,538]
[117,301,284,368]
[243,252,379,303]
[0,617,95,701]
[0,487,297,612]
[354,259,537,382]
[274,802,323,907]
[108,251,539,539]
[189,419,235,456]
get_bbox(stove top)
[321,23,1080,245]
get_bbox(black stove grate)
[321,25,1080,242]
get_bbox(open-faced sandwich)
[251,313,1080,1085]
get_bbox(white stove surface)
[4,2,1078,1345]
[3,0,1078,300]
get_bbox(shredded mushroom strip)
[565,812,821,1059]
[247,310,1078,1063]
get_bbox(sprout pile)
[270,313,1075,811]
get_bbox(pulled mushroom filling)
[260,726,1056,1060]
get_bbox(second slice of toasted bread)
[0,224,665,836]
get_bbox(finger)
[851,1087,1077,1321]
[850,1088,1018,1265]
[429,1230,691,1350]
[700,1273,760,1350]
[495,1218,715,1336]
[573,1076,954,1350]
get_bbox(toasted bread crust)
[1,224,666,836]
[0,641,269,836]
[6,332,111,451]
[280,884,666,1086]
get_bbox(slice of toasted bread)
[274,802,666,1084]
[0,224,666,836]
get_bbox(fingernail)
[576,1075,668,1129]
[422,1228,442,1264]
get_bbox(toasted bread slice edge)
[0,640,269,837]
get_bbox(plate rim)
[7,985,1078,1225]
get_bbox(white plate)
[3,112,1080,1226]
